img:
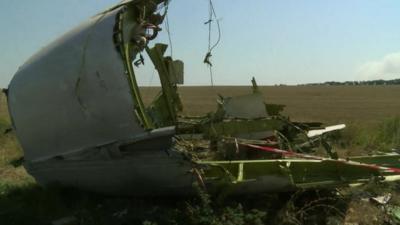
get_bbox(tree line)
[302,78,400,86]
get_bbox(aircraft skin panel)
[7,7,144,162]
[27,149,194,196]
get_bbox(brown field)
[3,85,399,125]
[141,85,400,124]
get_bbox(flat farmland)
[141,85,400,124]
[3,85,399,125]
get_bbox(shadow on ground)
[0,183,195,225]
[0,180,351,225]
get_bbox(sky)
[1,0,400,87]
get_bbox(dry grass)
[344,200,384,224]
[0,93,32,185]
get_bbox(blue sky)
[1,0,400,87]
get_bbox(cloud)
[356,52,400,80]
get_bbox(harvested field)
[141,85,400,124]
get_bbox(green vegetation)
[333,117,400,156]
[2,86,400,225]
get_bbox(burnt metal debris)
[6,0,400,196]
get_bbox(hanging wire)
[209,0,221,53]
[142,69,157,102]
[207,1,212,53]
[148,69,156,87]
[164,2,173,57]
[206,0,214,86]
[204,0,221,86]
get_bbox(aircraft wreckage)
[5,0,400,196]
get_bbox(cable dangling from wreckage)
[204,0,221,86]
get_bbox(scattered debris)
[6,0,400,197]
[52,216,77,225]
[113,208,128,218]
[371,193,392,205]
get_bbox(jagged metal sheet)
[222,93,269,119]
[7,5,144,162]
